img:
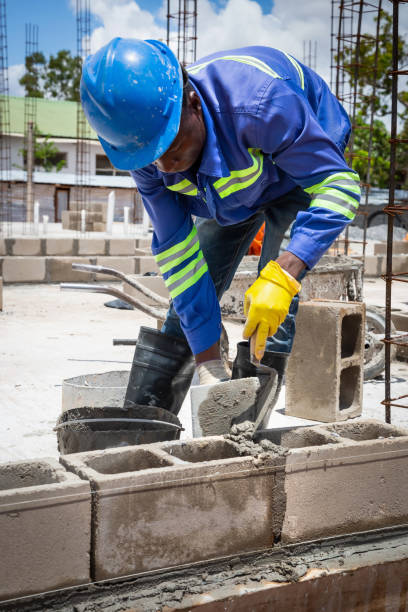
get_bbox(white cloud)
[84,0,408,88]
[6,64,25,97]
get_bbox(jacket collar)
[194,86,230,178]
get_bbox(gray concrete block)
[3,257,46,282]
[134,256,158,275]
[12,238,42,256]
[108,239,136,255]
[45,238,75,256]
[286,300,365,422]
[47,257,93,282]
[0,239,6,256]
[0,458,91,600]
[61,439,283,580]
[123,274,168,300]
[92,222,107,232]
[363,255,408,277]
[190,377,260,437]
[78,238,106,255]
[95,257,135,278]
[135,237,152,250]
[282,420,408,543]
[374,241,408,255]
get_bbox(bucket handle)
[54,417,183,431]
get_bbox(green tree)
[340,10,408,118]
[17,126,66,173]
[19,49,82,102]
[350,113,390,188]
[19,51,46,98]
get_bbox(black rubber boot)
[124,326,195,415]
[231,341,289,428]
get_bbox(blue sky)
[6,0,273,66]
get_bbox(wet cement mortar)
[7,526,408,612]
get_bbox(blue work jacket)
[131,46,361,355]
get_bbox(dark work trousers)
[161,186,311,355]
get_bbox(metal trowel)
[249,334,279,433]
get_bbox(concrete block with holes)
[60,439,287,580]
[0,458,91,601]
[282,420,408,543]
[285,300,365,422]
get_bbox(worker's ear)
[188,90,202,115]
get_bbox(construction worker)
[81,39,360,426]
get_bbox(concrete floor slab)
[0,283,407,463]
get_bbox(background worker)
[81,39,360,422]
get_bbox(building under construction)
[1,0,408,610]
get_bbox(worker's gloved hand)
[243,261,301,361]
[196,359,230,385]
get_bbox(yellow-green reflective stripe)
[155,225,197,263]
[167,179,198,196]
[312,187,359,208]
[214,148,259,189]
[310,199,356,220]
[214,149,263,199]
[169,261,208,299]
[188,55,282,80]
[282,52,304,90]
[305,172,360,195]
[165,250,204,286]
[159,239,200,274]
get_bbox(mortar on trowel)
[191,335,280,438]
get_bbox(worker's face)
[153,91,206,174]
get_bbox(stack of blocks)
[2,419,408,602]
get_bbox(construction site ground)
[1,278,407,463]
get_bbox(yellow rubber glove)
[243,261,301,361]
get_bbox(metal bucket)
[62,370,130,412]
[55,405,182,455]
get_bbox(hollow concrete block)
[2,256,46,282]
[95,256,135,278]
[61,439,284,580]
[108,238,136,255]
[286,300,365,422]
[45,238,75,256]
[78,238,106,255]
[11,238,42,256]
[281,419,408,543]
[0,458,91,601]
[46,257,93,282]
[134,256,159,275]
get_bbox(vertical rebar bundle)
[302,40,317,70]
[381,0,408,422]
[166,0,197,66]
[0,0,11,236]
[24,23,38,226]
[74,0,91,229]
[331,1,383,257]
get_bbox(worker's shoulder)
[189,46,293,114]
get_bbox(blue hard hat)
[80,38,183,170]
